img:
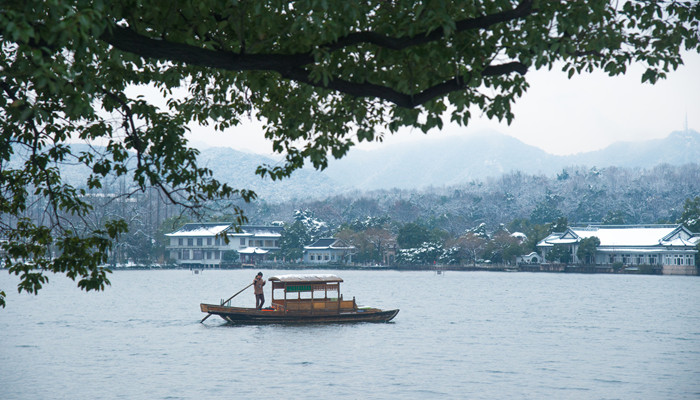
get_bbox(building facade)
[537,224,699,275]
[303,238,355,264]
[166,223,283,268]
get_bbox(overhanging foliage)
[1,0,699,306]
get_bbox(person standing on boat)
[253,272,266,309]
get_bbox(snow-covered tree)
[678,196,700,233]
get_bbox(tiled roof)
[238,247,269,254]
[539,224,695,248]
[307,238,337,248]
[304,238,355,250]
[572,225,678,247]
[166,223,282,237]
[165,223,231,237]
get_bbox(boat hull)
[200,304,399,324]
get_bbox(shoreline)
[96,263,697,276]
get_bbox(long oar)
[200,282,254,323]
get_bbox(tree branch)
[282,61,526,108]
[482,61,528,76]
[325,0,534,52]
[100,26,313,71]
[99,0,533,108]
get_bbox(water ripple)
[2,270,699,399]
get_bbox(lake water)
[1,270,699,399]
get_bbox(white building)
[537,224,699,275]
[166,223,283,268]
[303,238,355,264]
[516,251,541,264]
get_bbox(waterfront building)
[536,224,699,275]
[166,223,283,268]
[516,252,541,265]
[303,238,355,264]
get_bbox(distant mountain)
[7,143,341,201]
[322,129,700,190]
[569,130,700,168]
[13,129,699,201]
[323,131,552,189]
[196,147,342,201]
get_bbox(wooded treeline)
[241,163,700,266]
[245,163,700,233]
[4,163,698,266]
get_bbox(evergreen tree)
[678,196,700,232]
[577,237,601,265]
[279,221,310,262]
[397,223,430,249]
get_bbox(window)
[178,238,183,246]
[214,251,220,259]
[325,255,329,260]
[197,238,203,246]
[207,238,212,246]
[215,238,220,246]
[264,240,274,247]
[187,238,193,246]
[310,255,315,261]
[193,250,203,260]
[240,238,246,246]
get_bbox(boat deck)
[200,273,399,324]
[200,303,399,324]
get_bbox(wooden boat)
[200,274,399,324]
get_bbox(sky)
[185,51,700,157]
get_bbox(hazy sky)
[186,51,700,156]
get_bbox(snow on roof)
[307,238,336,247]
[572,225,678,247]
[165,223,230,237]
[238,247,269,254]
[304,238,355,250]
[596,247,696,253]
[537,233,562,247]
[537,225,696,248]
[228,225,283,237]
[166,223,282,237]
[269,274,343,283]
[661,237,697,247]
[546,238,578,244]
[228,231,282,238]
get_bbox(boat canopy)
[269,274,343,283]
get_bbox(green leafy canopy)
[1,0,699,306]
